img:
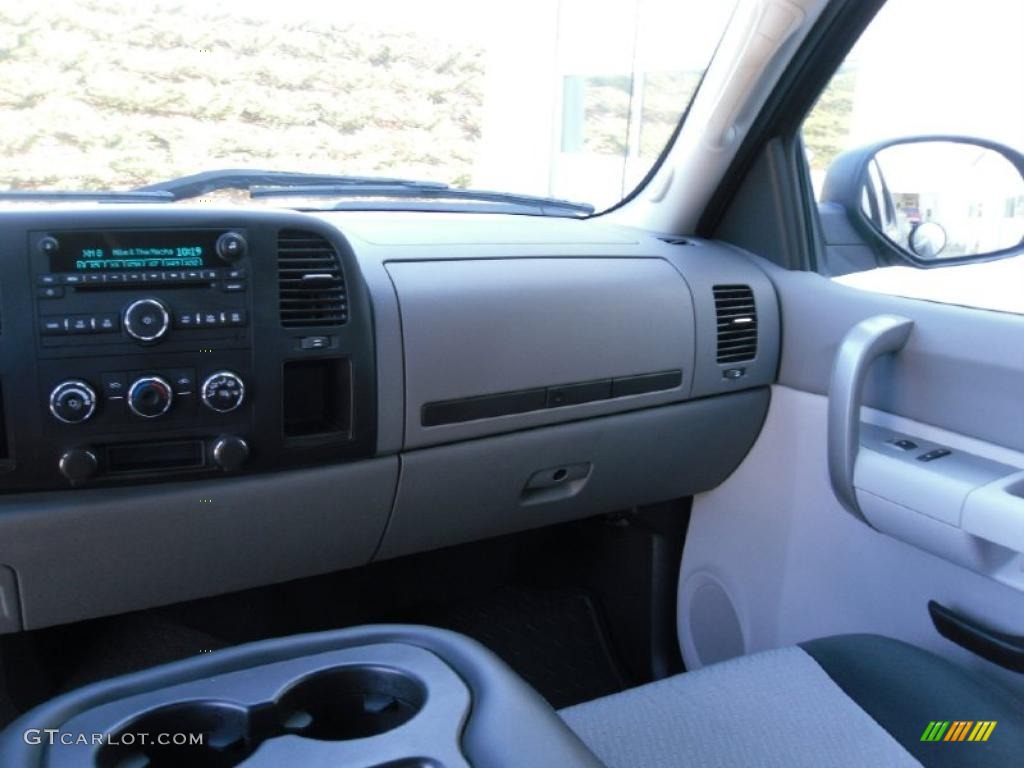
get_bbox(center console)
[0,625,603,768]
[0,208,376,491]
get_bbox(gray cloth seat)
[560,634,1024,768]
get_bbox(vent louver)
[277,230,347,327]
[713,284,757,364]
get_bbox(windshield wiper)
[250,183,595,216]
[137,169,594,216]
[137,169,446,200]
[0,190,173,202]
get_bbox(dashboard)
[0,206,779,631]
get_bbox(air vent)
[713,284,757,364]
[277,230,347,327]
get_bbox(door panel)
[679,262,1024,693]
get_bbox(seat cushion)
[802,634,1024,768]
[560,634,1024,768]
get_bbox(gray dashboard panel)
[0,211,784,631]
[387,257,697,448]
[0,459,398,630]
[377,390,770,561]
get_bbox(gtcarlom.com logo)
[23,729,205,747]
[921,721,997,743]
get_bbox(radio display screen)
[48,230,224,272]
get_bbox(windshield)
[0,0,734,212]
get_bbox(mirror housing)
[821,136,1024,266]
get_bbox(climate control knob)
[201,371,245,413]
[127,376,174,419]
[123,298,170,342]
[49,380,97,424]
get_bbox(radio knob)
[127,376,174,419]
[211,435,249,471]
[201,371,245,413]
[38,235,60,255]
[49,380,97,424]
[58,447,98,485]
[215,232,247,262]
[123,298,170,342]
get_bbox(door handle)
[827,314,914,522]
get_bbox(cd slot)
[104,440,206,474]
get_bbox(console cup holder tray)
[50,643,471,768]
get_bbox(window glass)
[0,0,735,213]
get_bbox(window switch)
[917,448,952,462]
[886,438,918,451]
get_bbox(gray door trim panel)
[753,259,1024,453]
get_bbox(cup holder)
[97,701,254,768]
[95,666,428,767]
[275,665,427,741]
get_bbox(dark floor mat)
[56,613,229,693]
[423,586,630,709]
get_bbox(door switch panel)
[855,423,1024,581]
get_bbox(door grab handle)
[929,600,1024,673]
[827,314,913,522]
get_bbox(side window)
[801,0,1024,314]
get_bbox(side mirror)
[821,137,1024,264]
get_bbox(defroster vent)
[277,230,347,327]
[713,284,757,364]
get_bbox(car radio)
[32,228,251,354]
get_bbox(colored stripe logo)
[921,721,996,742]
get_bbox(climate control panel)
[47,369,248,424]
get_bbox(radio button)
[50,380,97,424]
[67,316,93,333]
[41,318,65,334]
[124,298,170,342]
[95,314,119,332]
[37,285,64,299]
[38,236,60,255]
[216,232,247,262]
